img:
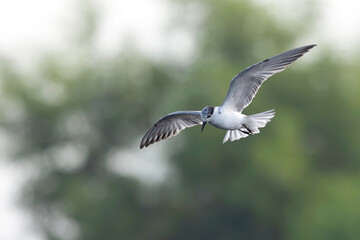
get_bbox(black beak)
[201,121,207,132]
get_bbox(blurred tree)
[1,0,360,240]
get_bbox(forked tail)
[222,109,275,143]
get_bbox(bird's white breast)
[208,107,246,130]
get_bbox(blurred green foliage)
[1,0,360,239]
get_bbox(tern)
[140,45,316,149]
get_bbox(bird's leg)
[242,125,253,135]
[240,130,251,135]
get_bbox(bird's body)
[208,107,246,130]
[140,45,316,149]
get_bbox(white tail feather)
[222,109,275,143]
[223,131,230,143]
[246,109,275,129]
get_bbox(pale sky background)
[0,0,360,239]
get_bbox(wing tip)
[140,139,147,149]
[300,44,317,52]
[140,126,179,149]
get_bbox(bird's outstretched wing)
[140,111,202,149]
[220,45,316,112]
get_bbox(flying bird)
[140,45,316,149]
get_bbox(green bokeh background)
[1,0,360,239]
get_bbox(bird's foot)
[242,125,253,135]
[240,130,251,135]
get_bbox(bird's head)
[200,105,214,132]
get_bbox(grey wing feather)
[220,44,316,112]
[140,111,202,149]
